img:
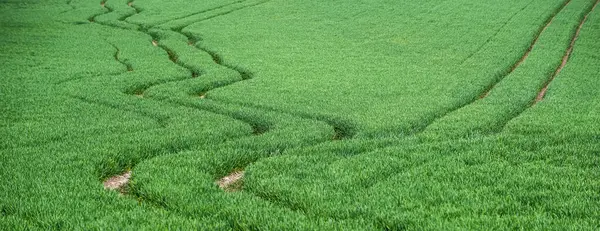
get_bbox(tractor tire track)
[88,1,110,23]
[87,1,263,133]
[319,0,600,199]
[170,0,271,31]
[260,1,597,214]
[120,0,141,22]
[60,0,76,14]
[153,0,250,27]
[108,42,133,72]
[164,4,355,139]
[87,2,354,216]
[499,0,600,129]
[54,71,124,85]
[139,39,268,135]
[155,43,200,77]
[126,0,351,139]
[53,41,132,85]
[479,0,573,98]
[70,95,169,127]
[205,97,357,140]
[88,1,598,226]
[91,1,356,173]
[458,0,536,66]
[90,1,269,135]
[536,0,600,103]
[410,0,572,135]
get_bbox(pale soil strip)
[536,0,600,102]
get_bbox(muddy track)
[536,0,600,103]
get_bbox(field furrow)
[536,0,600,103]
[71,2,354,214]
[480,0,573,98]
[421,0,598,139]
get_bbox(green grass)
[2,0,600,229]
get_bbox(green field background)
[1,0,599,229]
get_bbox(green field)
[2,0,600,229]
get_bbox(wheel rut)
[108,42,133,72]
[414,0,573,135]
[536,0,600,103]
[70,95,169,128]
[153,0,253,27]
[126,0,348,139]
[85,1,352,205]
[67,0,600,225]
[61,0,76,13]
[459,0,536,67]
[241,2,600,220]
[479,0,573,99]
[499,0,600,128]
[88,1,266,135]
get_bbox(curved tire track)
[458,0,536,67]
[413,0,573,135]
[497,0,600,130]
[108,42,133,72]
[84,1,352,201]
[125,0,351,139]
[479,0,573,99]
[536,0,600,103]
[86,1,265,134]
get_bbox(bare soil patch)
[103,171,131,193]
[217,171,244,192]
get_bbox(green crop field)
[2,0,600,229]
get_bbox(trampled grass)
[1,0,600,229]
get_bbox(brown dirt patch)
[217,171,244,192]
[103,171,131,193]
